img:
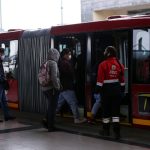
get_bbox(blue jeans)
[56,90,80,119]
[91,93,101,117]
[0,86,10,119]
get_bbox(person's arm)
[49,61,60,90]
[95,63,105,94]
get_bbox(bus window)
[133,29,150,84]
[55,36,83,59]
[1,40,18,80]
[59,44,67,52]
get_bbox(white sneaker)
[74,118,87,124]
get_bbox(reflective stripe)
[103,118,110,123]
[96,82,103,86]
[112,117,120,122]
[97,80,124,85]
[121,83,125,86]
[103,79,119,83]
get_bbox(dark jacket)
[59,58,74,90]
[0,60,5,88]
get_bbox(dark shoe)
[87,118,97,125]
[5,116,16,121]
[113,122,120,140]
[100,123,110,137]
[114,132,121,140]
[0,120,3,122]
[42,119,48,129]
[48,127,58,132]
[99,129,110,137]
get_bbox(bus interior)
[54,29,131,124]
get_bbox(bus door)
[132,29,150,127]
[54,34,87,117]
[1,40,19,109]
[91,30,130,124]
[115,31,131,124]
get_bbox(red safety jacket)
[96,57,125,87]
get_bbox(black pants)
[43,89,59,129]
[101,82,121,119]
[101,82,121,137]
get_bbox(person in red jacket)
[96,46,125,140]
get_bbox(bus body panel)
[51,17,150,36]
[0,30,23,109]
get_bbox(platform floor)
[0,110,150,150]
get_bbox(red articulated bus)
[0,15,150,128]
[50,15,150,128]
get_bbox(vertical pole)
[61,0,63,25]
[86,34,92,117]
[0,0,2,31]
[51,38,54,48]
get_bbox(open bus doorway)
[91,30,131,124]
[54,34,87,117]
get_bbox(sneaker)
[4,116,16,121]
[74,118,87,124]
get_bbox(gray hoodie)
[41,48,60,91]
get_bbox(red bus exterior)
[51,15,150,128]
[0,30,23,109]
[0,30,23,41]
[0,16,150,128]
[51,16,150,36]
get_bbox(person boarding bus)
[96,46,125,139]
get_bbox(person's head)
[104,46,117,58]
[47,48,60,62]
[0,47,5,60]
[61,48,72,60]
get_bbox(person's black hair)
[105,46,117,57]
[60,48,71,57]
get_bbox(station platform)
[0,109,150,149]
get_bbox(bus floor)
[0,110,150,149]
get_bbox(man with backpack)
[38,48,61,132]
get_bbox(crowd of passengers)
[39,46,125,140]
[0,46,125,140]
